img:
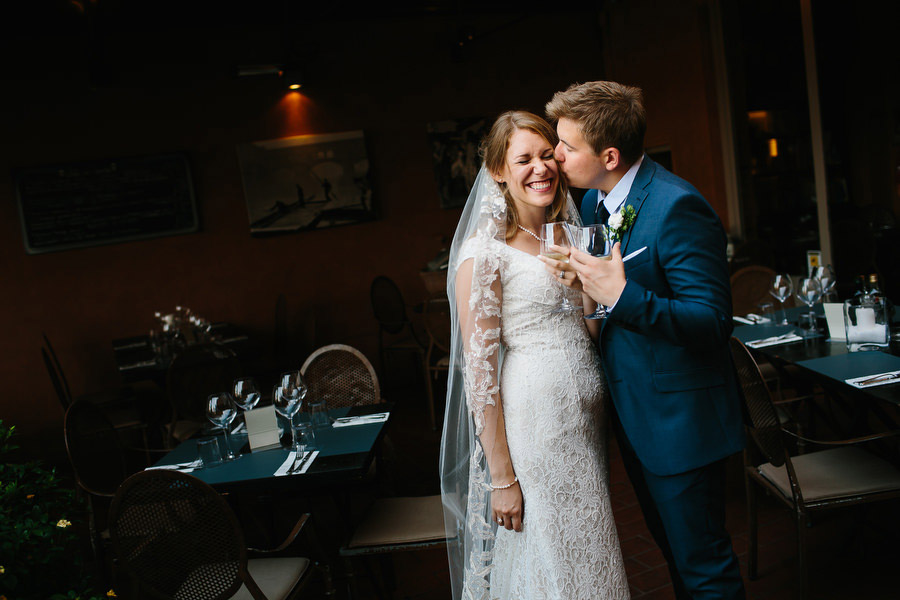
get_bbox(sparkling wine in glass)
[541,222,582,314]
[575,224,612,320]
[206,392,239,461]
[768,273,793,325]
[795,277,822,337]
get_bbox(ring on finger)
[497,517,503,525]
[558,270,565,279]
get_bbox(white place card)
[822,302,844,341]
[243,405,281,452]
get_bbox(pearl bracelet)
[490,476,518,490]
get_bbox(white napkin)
[734,314,772,325]
[146,459,203,472]
[274,450,319,476]
[746,333,804,349]
[331,412,390,428]
[845,370,900,389]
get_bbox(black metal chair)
[109,469,331,599]
[165,343,242,445]
[339,495,447,599]
[421,297,451,431]
[730,337,900,599]
[64,399,161,584]
[369,276,425,390]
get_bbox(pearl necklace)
[516,224,542,242]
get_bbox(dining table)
[147,403,392,494]
[732,304,900,408]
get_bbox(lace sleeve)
[455,239,503,437]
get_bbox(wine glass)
[233,378,261,411]
[541,222,582,314]
[206,392,239,461]
[813,265,836,301]
[794,277,823,337]
[768,273,793,325]
[273,384,303,467]
[575,224,611,320]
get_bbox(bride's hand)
[537,244,583,292]
[491,483,524,532]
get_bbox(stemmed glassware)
[813,265,836,301]
[768,273,794,325]
[794,277,823,337]
[575,224,612,320]
[233,378,261,412]
[541,222,582,314]
[274,371,309,463]
[232,377,260,432]
[206,392,239,461]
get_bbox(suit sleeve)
[608,192,733,348]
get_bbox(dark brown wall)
[0,3,728,460]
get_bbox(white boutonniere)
[608,204,636,242]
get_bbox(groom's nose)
[554,142,565,162]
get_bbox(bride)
[440,110,629,600]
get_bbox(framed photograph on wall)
[237,130,374,234]
[427,117,488,209]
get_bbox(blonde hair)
[545,81,646,164]
[479,111,568,240]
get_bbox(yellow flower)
[107,591,117,598]
[26,494,34,499]
[0,565,5,573]
[56,519,72,528]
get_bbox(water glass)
[309,397,330,430]
[197,437,222,468]
[294,422,316,454]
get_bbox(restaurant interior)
[2,0,899,599]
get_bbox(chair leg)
[746,475,759,580]
[423,359,436,431]
[797,512,809,600]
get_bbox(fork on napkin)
[745,333,803,349]
[274,450,319,476]
[332,412,390,428]
[846,370,900,389]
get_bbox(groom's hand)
[569,242,627,307]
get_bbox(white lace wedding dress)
[465,239,630,600]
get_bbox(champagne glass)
[768,273,793,325]
[813,265,836,301]
[206,392,239,461]
[794,277,822,337]
[575,224,612,320]
[541,222,582,314]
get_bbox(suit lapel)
[619,156,656,254]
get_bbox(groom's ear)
[602,148,621,172]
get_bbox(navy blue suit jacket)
[582,157,745,476]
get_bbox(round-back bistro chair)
[109,469,326,599]
[301,344,380,409]
[730,337,900,599]
[729,265,778,317]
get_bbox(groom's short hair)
[546,81,646,164]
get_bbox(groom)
[545,81,746,599]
